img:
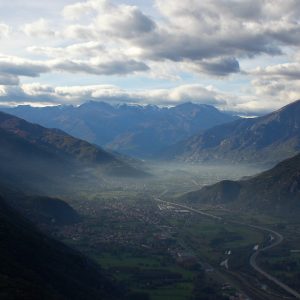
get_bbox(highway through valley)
[154,198,300,299]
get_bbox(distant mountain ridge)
[180,152,300,218]
[0,111,146,193]
[1,101,237,158]
[164,100,300,165]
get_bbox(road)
[249,230,300,299]
[154,198,300,299]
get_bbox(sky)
[0,0,300,114]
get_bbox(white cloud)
[21,83,55,96]
[23,18,56,37]
[251,63,300,80]
[246,59,300,109]
[56,0,300,78]
[28,41,105,58]
[0,53,149,80]
[62,0,109,20]
[50,57,149,75]
[0,83,227,107]
[2,0,300,113]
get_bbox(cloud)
[23,19,56,37]
[63,1,156,40]
[251,63,300,80]
[238,60,300,113]
[28,41,105,58]
[1,80,297,114]
[250,76,300,106]
[94,5,155,39]
[0,55,49,78]
[3,0,300,113]
[8,0,300,81]
[185,57,240,77]
[0,23,10,38]
[137,0,292,62]
[0,53,148,80]
[22,83,55,96]
[51,57,149,75]
[62,0,109,20]
[0,83,226,107]
[55,0,300,78]
[248,59,300,102]
[0,73,19,86]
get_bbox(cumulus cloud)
[51,57,149,75]
[3,0,300,112]
[139,0,296,63]
[28,41,105,58]
[185,57,240,77]
[55,0,300,77]
[63,1,156,41]
[247,58,300,102]
[237,60,300,113]
[62,0,110,20]
[251,63,300,80]
[28,43,150,75]
[21,83,55,96]
[0,55,49,80]
[23,19,56,37]
[0,53,148,80]
[250,76,300,107]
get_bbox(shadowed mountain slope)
[165,100,300,165]
[0,111,147,192]
[180,153,300,217]
[0,195,123,300]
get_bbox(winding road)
[155,198,300,299]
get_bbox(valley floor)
[35,163,300,300]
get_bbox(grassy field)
[92,251,196,300]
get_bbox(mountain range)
[164,100,300,165]
[0,112,150,299]
[180,152,300,218]
[1,101,237,158]
[0,111,146,193]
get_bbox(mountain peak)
[166,99,300,165]
[79,100,115,110]
[1,100,237,158]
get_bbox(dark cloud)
[0,73,19,85]
[53,58,149,75]
[0,59,49,77]
[190,57,240,76]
